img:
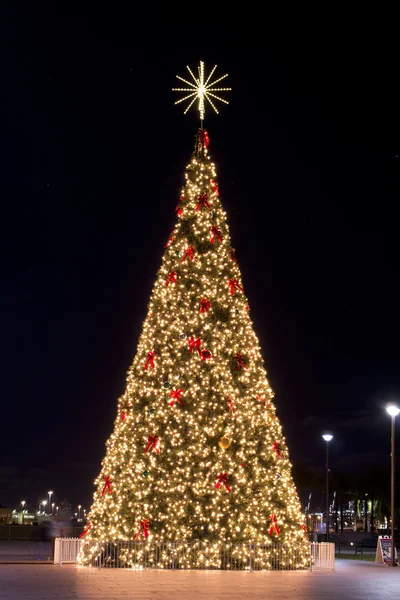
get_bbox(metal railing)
[55,538,335,571]
[0,525,44,541]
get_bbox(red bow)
[166,271,177,286]
[134,518,150,540]
[144,435,159,454]
[230,248,238,264]
[164,232,175,248]
[196,193,210,211]
[181,245,195,262]
[121,411,126,421]
[269,514,281,537]
[228,278,244,296]
[198,129,210,149]
[79,522,91,539]
[210,179,219,196]
[102,476,113,497]
[169,388,183,407]
[210,226,223,243]
[144,351,156,370]
[227,397,235,412]
[301,524,307,532]
[189,336,202,356]
[235,353,248,370]
[273,442,282,459]
[216,472,231,493]
[175,205,183,216]
[199,298,211,313]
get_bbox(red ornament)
[199,297,211,313]
[227,397,235,412]
[164,232,176,248]
[216,472,231,493]
[181,245,195,262]
[169,388,183,407]
[198,128,210,149]
[79,522,91,539]
[245,304,250,311]
[200,349,212,361]
[230,248,238,263]
[144,351,156,370]
[175,205,183,216]
[189,336,202,356]
[166,271,177,286]
[121,411,126,421]
[144,435,159,454]
[273,442,282,459]
[269,514,281,537]
[134,518,150,540]
[210,226,223,243]
[210,179,219,196]
[235,353,248,370]
[195,193,210,211]
[102,476,113,497]
[301,524,307,532]
[228,278,244,296]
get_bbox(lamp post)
[51,502,55,516]
[322,433,333,542]
[21,501,25,525]
[48,491,53,513]
[386,403,400,567]
[42,500,47,515]
[78,505,81,520]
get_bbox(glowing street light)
[42,500,47,515]
[386,403,400,567]
[21,500,26,525]
[48,491,53,512]
[322,433,333,542]
[78,505,82,520]
[51,502,55,516]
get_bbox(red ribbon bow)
[198,129,210,149]
[164,232,175,248]
[134,518,150,540]
[166,271,177,286]
[210,226,223,243]
[199,298,211,313]
[181,245,195,262]
[121,411,126,421]
[301,524,307,532]
[235,353,248,370]
[102,476,113,497]
[210,179,219,196]
[216,472,231,493]
[273,442,282,459]
[227,397,235,412]
[144,351,156,370]
[228,278,244,296]
[189,336,202,356]
[175,205,183,216]
[269,515,281,537]
[79,522,91,539]
[196,193,210,211]
[144,435,159,454]
[169,388,183,407]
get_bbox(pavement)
[0,542,53,563]
[0,560,400,599]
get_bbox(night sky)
[1,7,399,512]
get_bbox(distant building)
[0,507,12,524]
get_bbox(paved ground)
[0,542,52,563]
[0,560,399,599]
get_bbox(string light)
[79,135,309,569]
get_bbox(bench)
[355,538,378,554]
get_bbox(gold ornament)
[218,436,231,449]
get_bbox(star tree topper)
[173,61,231,123]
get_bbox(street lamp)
[386,403,400,567]
[51,502,55,516]
[42,500,47,515]
[21,501,26,525]
[322,433,333,542]
[48,491,53,512]
[78,505,81,520]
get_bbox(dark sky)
[1,6,399,512]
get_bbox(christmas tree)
[79,62,308,569]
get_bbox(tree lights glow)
[79,130,309,569]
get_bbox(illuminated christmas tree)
[79,62,308,568]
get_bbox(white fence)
[310,542,335,571]
[54,539,335,571]
[54,538,82,565]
